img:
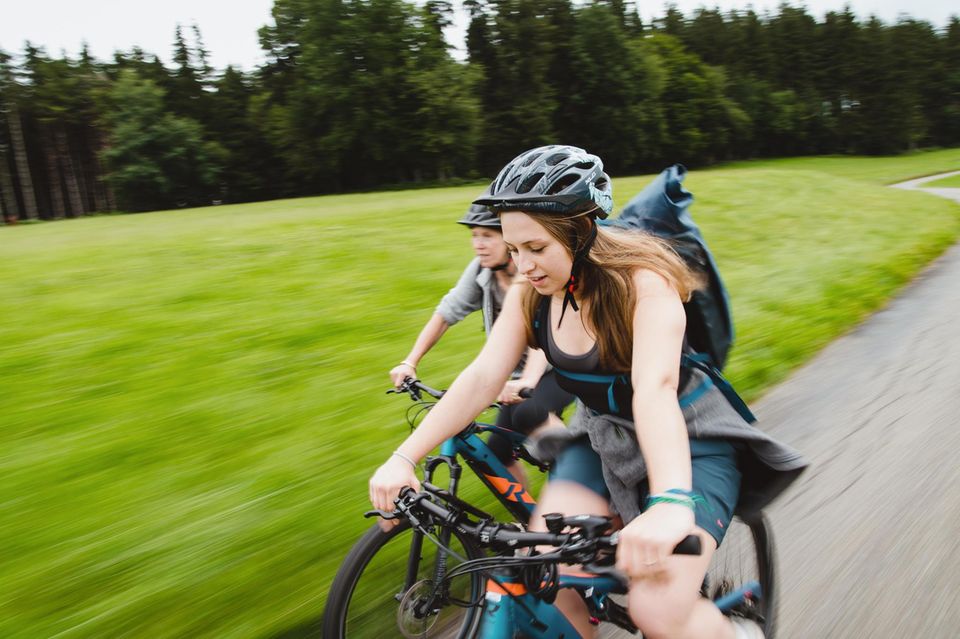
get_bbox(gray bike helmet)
[457,202,501,229]
[472,145,613,219]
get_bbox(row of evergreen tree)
[1,0,958,221]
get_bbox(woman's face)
[470,227,510,269]
[501,212,573,297]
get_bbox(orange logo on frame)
[483,474,535,504]
[486,579,527,595]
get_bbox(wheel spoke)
[323,522,484,639]
[707,515,776,637]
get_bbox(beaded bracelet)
[399,360,417,370]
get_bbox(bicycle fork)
[399,453,464,600]
[478,571,583,639]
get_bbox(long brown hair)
[520,213,702,372]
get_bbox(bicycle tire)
[706,513,777,638]
[322,521,485,639]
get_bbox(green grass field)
[921,172,960,188]
[2,149,959,638]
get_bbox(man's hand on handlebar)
[389,362,417,388]
[497,379,534,404]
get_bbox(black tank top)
[535,296,692,419]
[535,297,635,418]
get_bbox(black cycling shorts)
[487,370,574,464]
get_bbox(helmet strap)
[558,222,598,327]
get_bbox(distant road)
[892,169,960,203]
[607,174,960,637]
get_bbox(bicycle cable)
[409,518,567,617]
[406,400,435,430]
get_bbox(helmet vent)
[521,152,544,168]
[544,152,568,166]
[517,172,545,194]
[545,173,579,195]
[476,145,609,216]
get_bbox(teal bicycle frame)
[479,571,625,638]
[432,426,537,524]
[389,382,767,638]
[478,569,762,638]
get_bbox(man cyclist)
[389,202,573,487]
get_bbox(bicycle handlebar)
[387,378,445,401]
[388,377,534,403]
[366,486,701,564]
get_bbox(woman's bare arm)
[629,269,691,495]
[394,283,530,462]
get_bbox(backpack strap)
[553,367,719,416]
[678,375,713,408]
[551,369,628,414]
[532,295,550,351]
[680,353,756,423]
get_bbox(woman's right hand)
[369,455,421,531]
[389,362,417,387]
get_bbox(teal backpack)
[601,164,755,422]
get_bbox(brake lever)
[365,489,418,521]
[363,500,424,528]
[386,377,422,401]
[364,509,399,520]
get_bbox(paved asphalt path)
[605,173,960,638]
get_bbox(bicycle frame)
[479,571,624,639]
[431,426,537,523]
[385,394,767,639]
[478,570,764,639]
[397,420,537,601]
[411,426,765,638]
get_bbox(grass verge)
[1,150,959,637]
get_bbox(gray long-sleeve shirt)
[435,257,524,377]
[435,257,504,335]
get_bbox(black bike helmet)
[457,202,501,229]
[472,145,613,219]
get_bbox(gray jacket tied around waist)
[535,368,808,524]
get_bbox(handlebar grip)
[413,380,445,399]
[606,532,702,556]
[518,387,534,399]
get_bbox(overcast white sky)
[2,0,956,71]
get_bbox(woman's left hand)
[615,503,695,577]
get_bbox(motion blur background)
[2,1,960,637]
[1,0,959,216]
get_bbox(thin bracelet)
[392,450,418,469]
[646,488,702,511]
[646,494,697,511]
[400,360,417,370]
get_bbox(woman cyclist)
[372,145,806,638]
[389,202,574,486]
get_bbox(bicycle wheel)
[705,513,776,638]
[322,521,485,639]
